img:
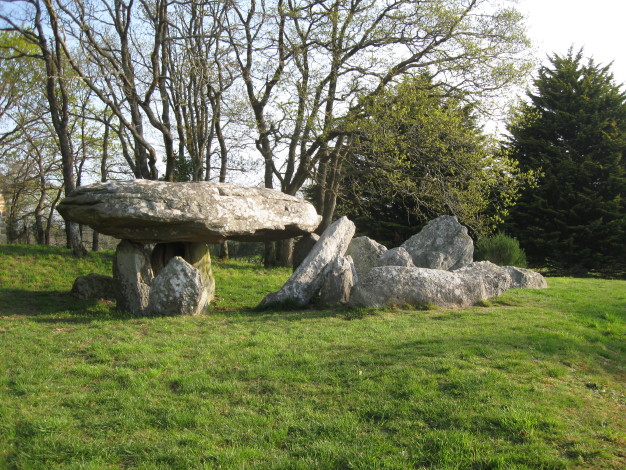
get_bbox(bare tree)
[220,0,530,263]
[1,0,90,254]
[222,0,528,215]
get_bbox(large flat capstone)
[57,180,321,244]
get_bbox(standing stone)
[260,216,356,307]
[401,215,473,271]
[319,256,356,305]
[292,233,320,271]
[113,240,154,314]
[148,257,208,316]
[152,242,216,304]
[376,247,415,268]
[346,236,387,279]
[70,273,115,301]
[183,243,216,302]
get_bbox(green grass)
[1,244,625,469]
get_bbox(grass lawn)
[0,244,624,469]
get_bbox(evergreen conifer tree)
[505,50,626,270]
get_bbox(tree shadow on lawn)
[0,285,340,324]
[0,288,132,323]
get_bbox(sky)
[519,0,626,85]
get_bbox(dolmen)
[262,215,547,309]
[61,179,546,315]
[59,180,321,315]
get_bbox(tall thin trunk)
[34,189,46,245]
[44,188,63,246]
[40,0,86,256]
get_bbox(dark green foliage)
[475,232,527,267]
[334,76,529,245]
[505,50,626,270]
[208,241,264,260]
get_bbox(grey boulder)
[57,180,321,244]
[454,261,513,299]
[349,261,546,309]
[504,266,548,289]
[346,236,387,279]
[148,257,208,316]
[376,247,415,268]
[260,216,355,307]
[151,242,215,304]
[401,215,473,271]
[71,273,115,301]
[349,266,481,309]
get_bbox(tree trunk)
[276,238,293,267]
[38,0,86,256]
[264,241,277,268]
[219,240,229,260]
[316,147,345,233]
[65,220,86,256]
[92,231,99,252]
[34,191,46,245]
[44,188,63,246]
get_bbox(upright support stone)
[113,240,153,314]
[152,242,215,305]
[148,257,208,316]
[182,242,215,303]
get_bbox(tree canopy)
[334,75,530,246]
[0,0,533,256]
[504,50,626,270]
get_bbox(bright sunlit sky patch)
[519,0,626,85]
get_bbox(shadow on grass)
[0,285,346,324]
[0,288,132,323]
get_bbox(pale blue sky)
[520,0,626,85]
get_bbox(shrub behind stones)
[475,232,527,267]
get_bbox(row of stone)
[72,213,546,313]
[260,216,547,309]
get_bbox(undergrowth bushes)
[475,232,527,267]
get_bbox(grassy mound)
[1,245,625,468]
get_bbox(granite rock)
[148,256,208,316]
[58,180,321,244]
[70,273,115,301]
[346,236,387,279]
[260,217,355,307]
[401,215,473,270]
